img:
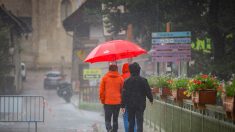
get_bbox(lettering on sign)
[151,31,192,62]
[152,31,191,38]
[83,69,102,80]
[152,38,191,44]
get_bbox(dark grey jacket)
[121,75,153,110]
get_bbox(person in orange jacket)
[99,64,124,132]
[121,63,137,132]
[121,63,130,80]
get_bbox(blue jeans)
[123,108,136,132]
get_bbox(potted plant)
[186,74,221,109]
[156,75,172,98]
[147,75,159,94]
[223,79,235,120]
[169,77,190,102]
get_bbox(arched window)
[61,0,72,21]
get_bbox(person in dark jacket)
[121,62,153,132]
[121,63,136,132]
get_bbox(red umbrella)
[84,40,147,63]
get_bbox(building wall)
[0,0,80,68]
[13,34,23,94]
[32,0,78,68]
[0,0,34,67]
[0,0,32,17]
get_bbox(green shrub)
[169,77,189,90]
[225,79,235,97]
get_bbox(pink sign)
[152,51,191,57]
[151,44,191,62]
[152,56,191,62]
[152,44,191,50]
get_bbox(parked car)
[43,71,64,89]
[21,62,26,81]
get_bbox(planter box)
[192,89,217,104]
[160,87,172,97]
[172,88,190,102]
[151,87,159,94]
[223,96,235,120]
[223,96,235,112]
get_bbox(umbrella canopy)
[84,40,147,63]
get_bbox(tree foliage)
[101,0,235,62]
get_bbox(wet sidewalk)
[70,95,153,132]
[0,70,153,132]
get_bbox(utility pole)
[126,24,133,63]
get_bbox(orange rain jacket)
[121,63,130,80]
[99,71,124,105]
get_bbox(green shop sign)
[191,38,211,52]
[83,69,102,80]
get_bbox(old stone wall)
[32,0,78,68]
[0,0,79,68]
[0,0,32,17]
[0,0,34,67]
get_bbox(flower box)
[223,96,235,120]
[186,74,221,109]
[151,87,159,94]
[223,79,235,120]
[160,87,172,97]
[148,75,171,98]
[223,96,235,112]
[172,88,190,102]
[168,77,189,102]
[192,90,217,109]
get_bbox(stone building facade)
[0,0,81,68]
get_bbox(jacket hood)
[122,63,129,74]
[129,62,141,76]
[106,71,120,78]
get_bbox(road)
[0,70,126,132]
[0,70,153,132]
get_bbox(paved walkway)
[0,70,153,132]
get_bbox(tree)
[101,0,235,62]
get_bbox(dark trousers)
[123,108,137,132]
[104,104,121,132]
[128,107,144,132]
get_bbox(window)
[61,0,72,21]
[47,73,62,77]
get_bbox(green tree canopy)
[101,0,235,62]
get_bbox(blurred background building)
[0,0,84,69]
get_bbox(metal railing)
[78,86,102,111]
[0,95,45,132]
[144,98,235,132]
[79,86,99,103]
